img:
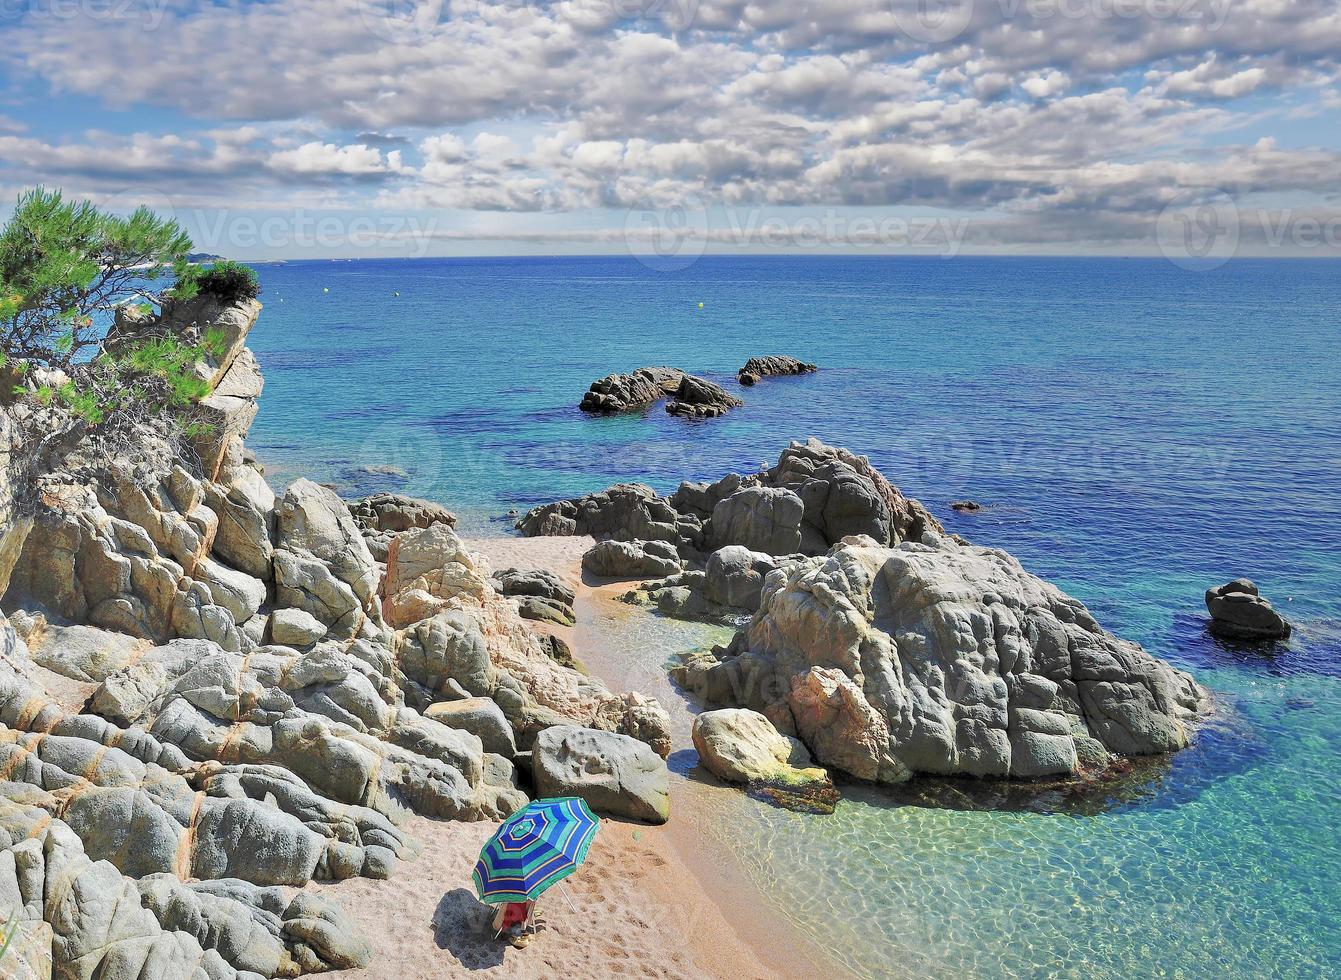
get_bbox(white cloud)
[268,142,389,175]
[0,0,1337,250]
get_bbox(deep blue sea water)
[246,256,1340,978]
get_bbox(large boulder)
[532,726,671,824]
[426,697,517,757]
[493,567,576,626]
[492,567,575,607]
[274,479,379,637]
[1205,578,1291,640]
[708,486,804,555]
[579,367,685,414]
[381,523,488,628]
[703,546,779,611]
[676,534,1207,782]
[582,539,682,579]
[204,462,276,580]
[516,483,679,542]
[761,439,942,549]
[665,375,743,418]
[691,708,826,787]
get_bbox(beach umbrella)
[472,797,600,904]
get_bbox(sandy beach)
[306,535,834,980]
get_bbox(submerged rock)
[579,367,685,414]
[676,534,1207,783]
[736,355,817,386]
[1205,578,1291,640]
[951,499,982,512]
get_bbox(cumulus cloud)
[0,0,1336,251]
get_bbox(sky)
[1,0,1339,260]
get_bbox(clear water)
[246,256,1341,978]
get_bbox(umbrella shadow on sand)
[432,888,506,971]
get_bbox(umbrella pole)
[558,882,578,913]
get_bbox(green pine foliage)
[0,187,193,367]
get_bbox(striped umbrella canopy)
[472,797,600,904]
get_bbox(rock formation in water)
[520,438,944,617]
[736,356,817,386]
[578,367,685,414]
[517,438,1207,786]
[664,375,743,418]
[0,298,672,978]
[1205,578,1292,640]
[673,533,1208,783]
[578,366,743,418]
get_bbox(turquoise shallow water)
[246,256,1341,978]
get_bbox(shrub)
[193,259,260,305]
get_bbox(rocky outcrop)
[516,483,680,543]
[1205,578,1292,640]
[736,356,816,386]
[0,298,676,978]
[348,491,457,561]
[519,439,941,563]
[665,375,743,418]
[582,539,682,579]
[579,367,685,414]
[533,725,671,824]
[674,534,1207,783]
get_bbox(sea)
[244,255,1341,979]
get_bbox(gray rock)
[425,697,518,757]
[516,595,577,627]
[579,367,685,414]
[708,486,804,555]
[269,607,327,647]
[665,375,743,419]
[516,483,679,542]
[348,492,457,562]
[703,546,778,611]
[762,439,943,549]
[492,567,576,607]
[493,567,577,626]
[205,463,276,580]
[1205,578,1291,640]
[736,356,817,386]
[677,535,1207,782]
[582,539,682,579]
[533,725,671,823]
